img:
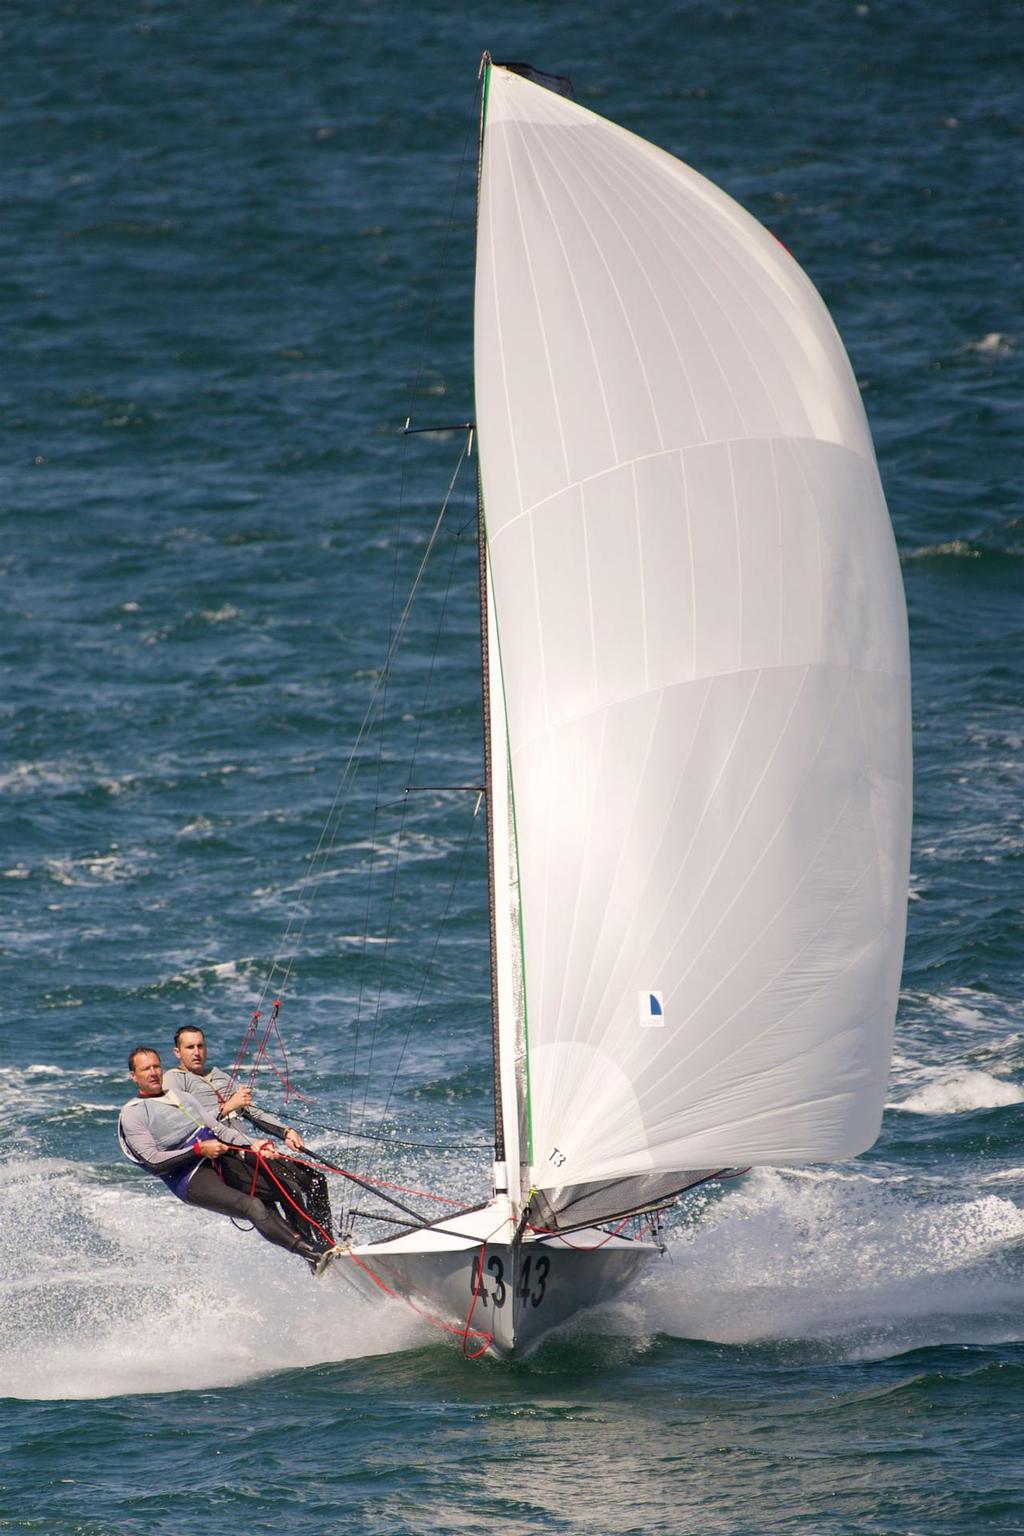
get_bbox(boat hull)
[337,1213,658,1357]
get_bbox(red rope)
[239,1149,335,1250]
[224,1011,260,1096]
[460,1235,492,1358]
[342,1244,493,1359]
[525,1213,634,1251]
[246,1145,502,1357]
[225,1001,314,1107]
[355,1177,463,1206]
[299,1148,465,1207]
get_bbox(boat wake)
[6,1153,1022,1396]
[0,1155,423,1401]
[637,1167,1024,1361]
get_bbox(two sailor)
[118,1033,340,1275]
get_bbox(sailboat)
[334,57,912,1356]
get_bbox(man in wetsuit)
[118,1046,337,1274]
[162,1026,332,1238]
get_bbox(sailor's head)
[174,1026,207,1076]
[129,1047,164,1097]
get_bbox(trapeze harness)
[117,1089,226,1200]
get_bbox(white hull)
[335,1199,659,1357]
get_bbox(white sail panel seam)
[651,665,818,1008]
[506,658,907,766]
[681,448,698,680]
[530,119,672,453]
[781,420,828,657]
[549,711,612,1051]
[500,119,573,490]
[527,497,594,1027]
[653,1081,873,1159]
[643,859,883,1114]
[556,125,709,442]
[572,124,763,442]
[632,461,651,692]
[592,128,857,450]
[592,123,839,373]
[513,117,619,462]
[482,116,525,517]
[580,478,600,703]
[771,437,783,666]
[729,441,744,669]
[525,510,550,734]
[547,685,670,1057]
[586,661,811,1076]
[579,670,762,1037]
[488,434,880,545]
[658,773,865,1081]
[583,131,752,439]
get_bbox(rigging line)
[356,805,483,1200]
[255,1147,435,1231]
[286,1112,490,1152]
[349,1211,490,1241]
[243,80,482,1154]
[346,1210,431,1230]
[251,434,473,1023]
[333,72,481,1085]
[344,480,480,1214]
[345,488,473,1200]
[344,438,413,1163]
[335,82,479,1091]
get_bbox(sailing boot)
[291,1237,342,1277]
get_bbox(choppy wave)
[639,1168,1024,1360]
[957,331,1015,358]
[904,539,1024,565]
[893,1069,1024,1116]
[0,1157,424,1401]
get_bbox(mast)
[474,53,507,1179]
[477,476,505,1173]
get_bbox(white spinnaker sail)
[474,65,911,1201]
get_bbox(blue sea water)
[2,2,1023,1532]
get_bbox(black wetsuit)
[163,1065,333,1241]
[118,1088,326,1260]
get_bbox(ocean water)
[2,2,1023,1532]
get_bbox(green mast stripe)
[478,59,532,1169]
[478,477,534,1170]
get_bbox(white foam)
[892,1069,1024,1115]
[0,761,81,794]
[5,1148,1023,1389]
[44,851,150,887]
[0,1158,425,1401]
[959,331,1014,357]
[635,1168,1024,1360]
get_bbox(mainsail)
[474,64,911,1226]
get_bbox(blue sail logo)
[638,990,665,1027]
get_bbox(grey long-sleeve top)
[118,1087,254,1175]
[162,1065,290,1141]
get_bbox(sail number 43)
[470,1253,551,1309]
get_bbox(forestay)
[474,64,911,1222]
